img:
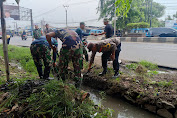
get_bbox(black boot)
[112,71,120,78]
[85,54,88,62]
[75,80,81,88]
[99,69,107,76]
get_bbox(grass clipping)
[0,79,113,118]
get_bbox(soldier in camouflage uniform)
[75,22,90,62]
[32,25,43,41]
[87,37,121,78]
[46,29,83,88]
[30,36,58,79]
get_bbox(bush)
[139,60,158,70]
[127,22,150,29]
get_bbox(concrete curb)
[120,37,177,44]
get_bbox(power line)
[33,0,96,18]
[45,19,98,25]
[33,6,62,18]
[159,3,177,4]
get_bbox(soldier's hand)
[110,55,115,61]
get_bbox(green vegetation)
[139,60,158,70]
[126,63,138,70]
[147,70,159,77]
[127,22,150,30]
[126,60,158,71]
[157,80,173,87]
[0,45,37,74]
[98,0,132,19]
[98,0,165,29]
[0,45,114,117]
[149,80,173,87]
[0,80,113,117]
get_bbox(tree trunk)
[0,1,10,81]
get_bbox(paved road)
[1,36,177,68]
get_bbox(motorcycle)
[22,35,27,40]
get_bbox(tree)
[166,15,173,20]
[0,0,19,81]
[172,12,177,20]
[98,0,132,19]
[98,0,165,29]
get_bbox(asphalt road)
[1,36,177,68]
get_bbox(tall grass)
[0,45,37,74]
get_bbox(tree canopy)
[98,0,166,29]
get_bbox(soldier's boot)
[112,70,120,78]
[37,66,43,79]
[61,75,66,81]
[99,68,107,76]
[85,54,88,62]
[43,66,50,79]
[75,78,81,89]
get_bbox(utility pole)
[150,0,152,27]
[41,19,45,35]
[145,0,147,22]
[63,5,69,28]
[30,9,34,36]
[114,0,116,36]
[43,18,45,34]
[147,0,150,23]
[0,0,10,81]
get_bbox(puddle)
[82,87,161,118]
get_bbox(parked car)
[148,27,177,37]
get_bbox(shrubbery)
[127,22,150,30]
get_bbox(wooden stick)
[0,1,10,81]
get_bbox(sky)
[4,0,177,28]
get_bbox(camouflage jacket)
[90,37,121,64]
[54,29,82,50]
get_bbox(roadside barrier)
[87,35,177,44]
[120,37,177,44]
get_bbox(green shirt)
[33,28,42,39]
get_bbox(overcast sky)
[4,0,177,28]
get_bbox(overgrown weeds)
[0,45,113,117]
[0,80,113,118]
[126,60,158,71]
[0,45,37,74]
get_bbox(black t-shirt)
[104,24,113,38]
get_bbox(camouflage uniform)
[58,48,83,81]
[54,29,83,87]
[30,36,58,79]
[30,44,52,79]
[75,28,89,63]
[89,37,121,74]
[33,28,42,39]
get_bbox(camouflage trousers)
[30,44,52,79]
[58,48,83,82]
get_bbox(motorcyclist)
[21,30,27,40]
